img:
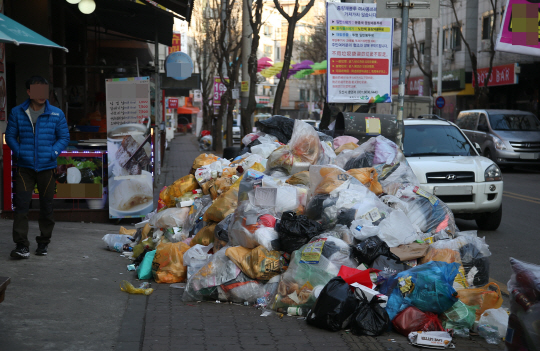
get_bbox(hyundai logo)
[525,143,531,148]
[446,174,457,181]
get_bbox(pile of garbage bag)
[104,117,519,344]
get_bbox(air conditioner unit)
[444,50,454,61]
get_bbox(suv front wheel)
[475,205,502,231]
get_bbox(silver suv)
[455,110,540,167]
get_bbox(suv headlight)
[493,136,507,150]
[485,164,503,181]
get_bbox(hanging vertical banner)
[169,32,181,54]
[326,3,393,103]
[496,0,540,57]
[213,76,228,106]
[105,77,153,219]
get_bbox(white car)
[403,117,503,230]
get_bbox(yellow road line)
[489,278,510,296]
[504,191,540,201]
[504,193,540,204]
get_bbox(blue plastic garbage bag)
[386,261,460,320]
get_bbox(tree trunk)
[272,20,297,115]
[226,93,235,147]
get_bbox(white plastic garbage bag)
[102,234,133,252]
[479,308,509,339]
[183,244,214,279]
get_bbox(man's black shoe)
[35,243,48,256]
[10,244,30,259]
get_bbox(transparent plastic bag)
[183,248,242,302]
[479,308,508,339]
[441,300,479,336]
[102,234,134,252]
[393,184,456,235]
[149,207,191,229]
[228,201,277,249]
[183,244,214,279]
[289,120,321,165]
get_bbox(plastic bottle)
[512,289,532,312]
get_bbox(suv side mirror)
[477,125,489,132]
[474,142,482,155]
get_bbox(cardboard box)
[56,184,102,198]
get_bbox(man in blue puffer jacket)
[5,76,70,258]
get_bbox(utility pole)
[241,0,252,113]
[154,11,161,177]
[437,17,443,115]
[395,1,410,149]
[423,19,432,97]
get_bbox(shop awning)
[93,0,176,46]
[440,83,474,97]
[0,14,68,52]
[177,106,199,114]
[139,0,194,22]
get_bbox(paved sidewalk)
[120,134,505,351]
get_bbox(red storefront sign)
[392,76,424,95]
[472,63,517,87]
[168,98,179,109]
[168,33,181,54]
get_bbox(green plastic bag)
[137,250,156,280]
[442,300,479,336]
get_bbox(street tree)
[191,1,219,131]
[209,0,243,149]
[446,0,498,106]
[409,19,434,96]
[241,0,265,139]
[295,16,326,107]
[272,0,316,115]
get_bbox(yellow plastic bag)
[119,226,136,235]
[120,280,154,295]
[203,184,239,223]
[335,142,359,155]
[132,237,155,260]
[314,167,349,194]
[141,223,151,240]
[225,246,282,280]
[160,174,199,208]
[347,168,383,195]
[190,223,217,247]
[286,171,311,186]
[151,242,191,284]
[458,282,503,320]
[192,153,219,173]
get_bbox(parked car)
[455,109,540,167]
[403,116,503,230]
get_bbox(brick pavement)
[119,133,506,351]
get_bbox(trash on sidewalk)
[120,280,154,295]
[101,119,507,348]
[408,331,455,349]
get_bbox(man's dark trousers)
[13,167,55,247]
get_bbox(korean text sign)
[105,77,150,131]
[496,0,540,57]
[326,3,393,103]
[213,76,229,106]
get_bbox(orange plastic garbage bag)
[152,242,191,284]
[226,246,282,280]
[347,168,383,195]
[159,174,199,208]
[190,223,217,247]
[457,282,503,320]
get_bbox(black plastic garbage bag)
[350,290,390,336]
[276,211,323,254]
[459,243,490,287]
[352,236,401,265]
[343,151,374,170]
[255,116,295,144]
[336,208,356,227]
[306,277,358,331]
[214,213,235,243]
[305,194,331,221]
[372,255,411,275]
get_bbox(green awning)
[0,14,68,52]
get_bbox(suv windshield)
[404,124,476,157]
[488,113,540,131]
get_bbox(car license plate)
[520,153,539,160]
[433,186,473,196]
